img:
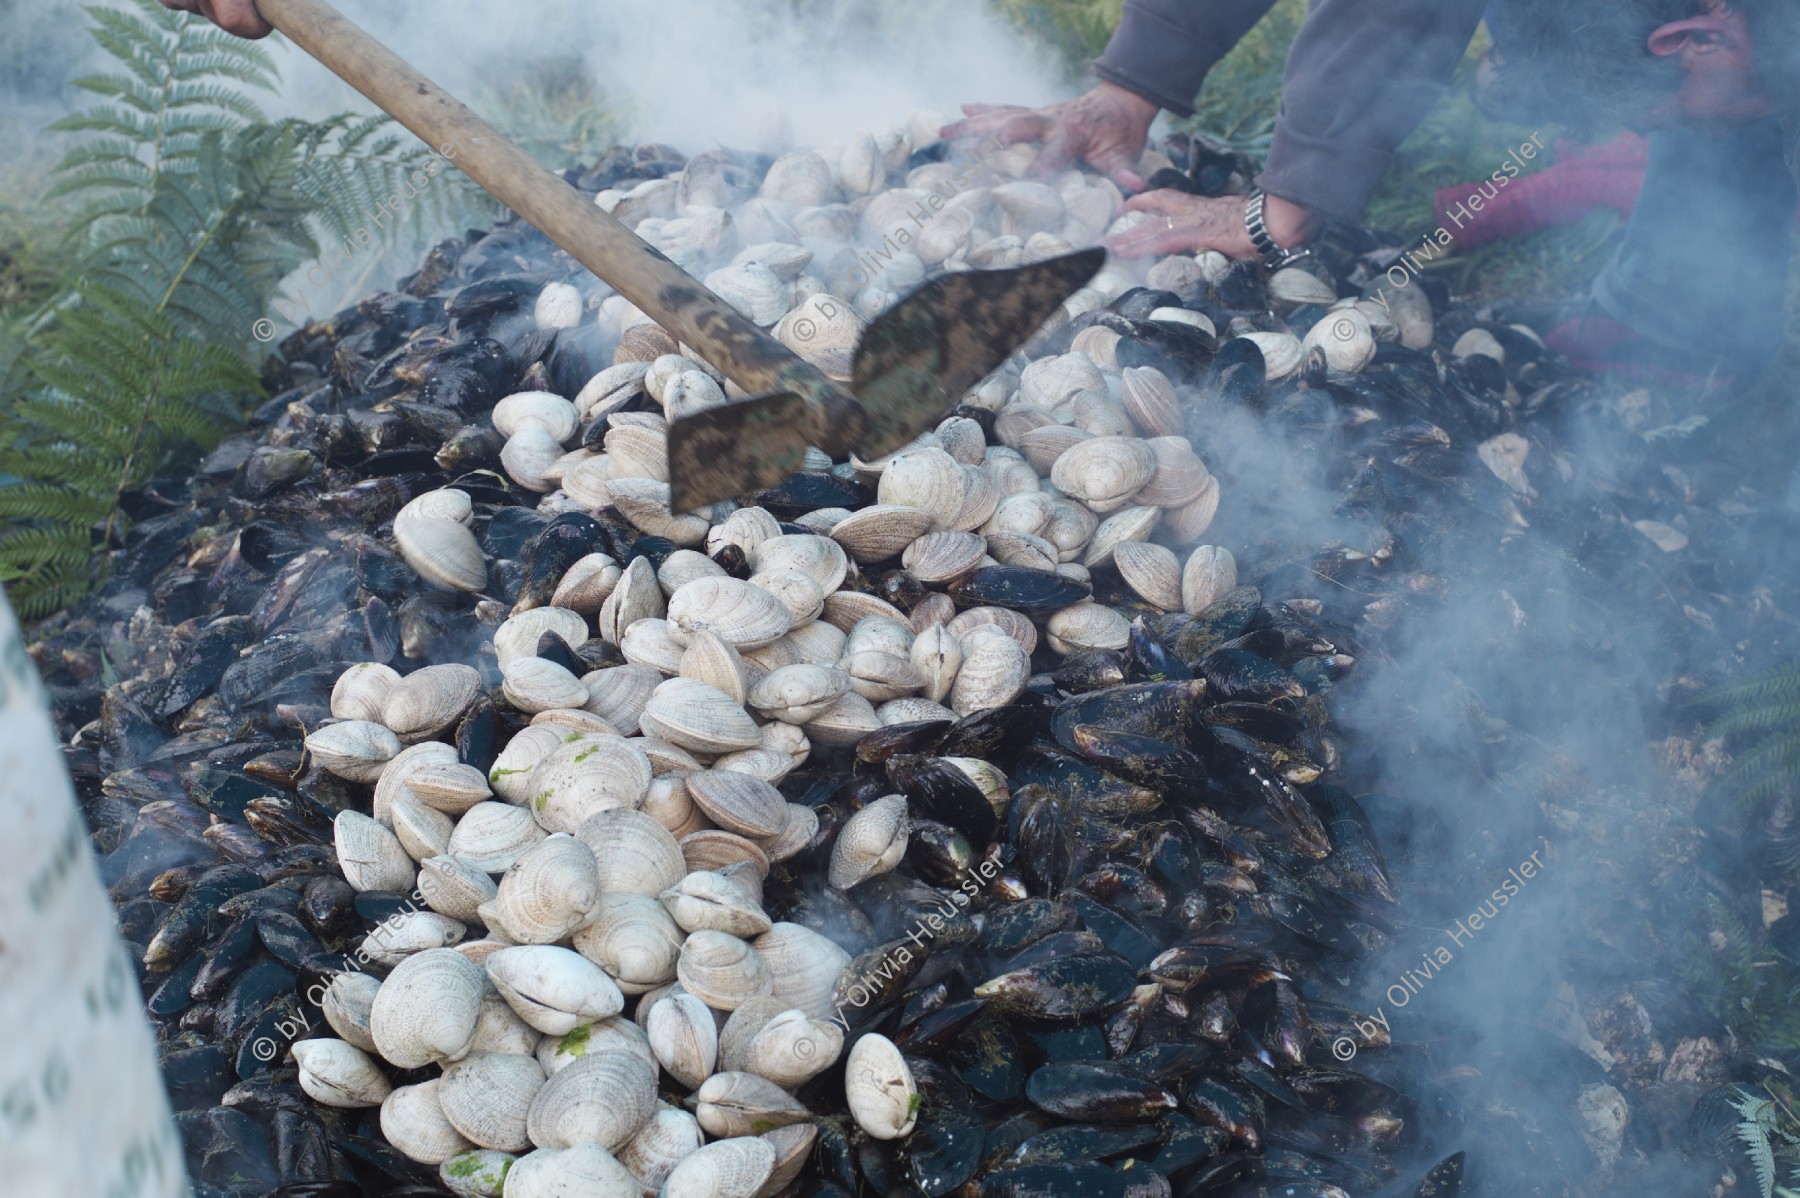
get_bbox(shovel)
[254,0,1104,509]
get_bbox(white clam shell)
[525,1049,658,1150]
[640,677,763,755]
[487,945,625,1037]
[577,807,688,896]
[331,662,401,723]
[524,734,653,835]
[1112,540,1183,610]
[448,802,549,873]
[1304,307,1377,373]
[661,1135,776,1198]
[419,855,500,924]
[844,1033,918,1139]
[692,1071,810,1138]
[437,1052,546,1152]
[684,769,789,839]
[535,283,583,331]
[829,794,908,889]
[503,1145,640,1198]
[645,989,719,1089]
[660,870,771,938]
[1268,265,1339,305]
[1046,600,1131,656]
[582,663,662,735]
[382,1079,475,1164]
[384,663,483,741]
[307,720,401,783]
[494,834,600,944]
[334,810,415,893]
[677,929,774,1011]
[752,923,851,1022]
[370,948,485,1069]
[494,608,590,669]
[574,893,685,995]
[292,1038,392,1108]
[322,971,382,1052]
[1238,331,1305,380]
[667,576,792,650]
[395,513,487,593]
[1182,545,1239,615]
[495,391,579,443]
[536,1015,655,1078]
[876,448,965,531]
[438,1150,516,1198]
[742,1008,843,1088]
[948,635,1029,717]
[619,1108,706,1194]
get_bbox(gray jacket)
[1094,0,1490,224]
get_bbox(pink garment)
[1432,132,1649,250]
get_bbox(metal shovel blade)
[666,390,812,514]
[851,247,1106,458]
[665,249,1104,509]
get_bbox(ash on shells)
[39,121,1502,1198]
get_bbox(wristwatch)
[1244,189,1311,272]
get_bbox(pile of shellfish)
[42,118,1715,1198]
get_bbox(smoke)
[255,0,1064,150]
[1205,359,1739,1193]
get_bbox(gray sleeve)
[1257,0,1489,224]
[1094,0,1281,117]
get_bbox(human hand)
[1105,189,1320,261]
[941,81,1158,193]
[159,0,271,39]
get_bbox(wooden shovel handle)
[255,0,861,447]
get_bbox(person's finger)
[1120,189,1192,216]
[202,0,273,38]
[1029,126,1081,178]
[1089,146,1146,194]
[942,108,1036,145]
[960,102,1025,118]
[1106,225,1207,259]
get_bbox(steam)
[257,0,1064,150]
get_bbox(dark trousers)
[1593,118,1795,365]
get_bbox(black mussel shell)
[974,951,1136,1020]
[1196,648,1305,704]
[979,897,1076,958]
[937,695,1057,765]
[1180,1075,1265,1151]
[977,1162,1169,1198]
[1051,681,1203,753]
[751,471,873,518]
[887,754,999,845]
[159,617,256,717]
[1002,1121,1163,1168]
[514,512,601,611]
[856,720,952,765]
[1068,725,1206,799]
[1025,1061,1179,1122]
[949,566,1091,614]
[877,569,926,612]
[482,505,554,560]
[1054,649,1128,693]
[904,1119,987,1195]
[710,542,751,578]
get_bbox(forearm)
[1258,0,1488,225]
[1095,0,1282,117]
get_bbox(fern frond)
[1736,1089,1780,1198]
